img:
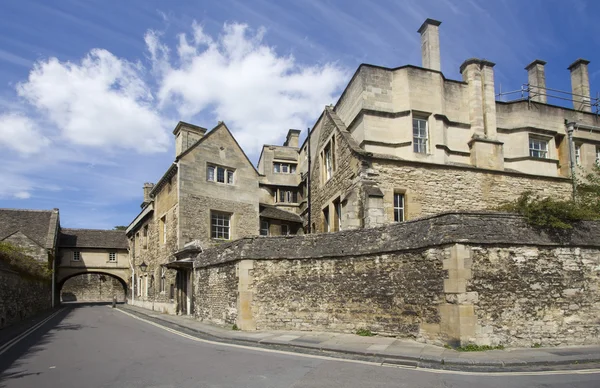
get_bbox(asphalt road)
[0,304,599,388]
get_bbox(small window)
[334,198,342,232]
[260,220,269,236]
[159,216,167,244]
[108,252,117,262]
[276,188,298,203]
[575,144,582,166]
[323,207,330,233]
[208,164,234,185]
[394,193,405,222]
[413,118,428,154]
[596,146,600,165]
[211,212,231,239]
[73,251,81,261]
[529,137,548,159]
[143,225,148,249]
[169,283,175,300]
[281,224,289,235]
[273,162,297,174]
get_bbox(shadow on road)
[0,302,121,387]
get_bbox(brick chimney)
[568,59,591,112]
[284,129,301,148]
[525,59,547,103]
[143,182,155,204]
[418,19,442,72]
[173,121,207,157]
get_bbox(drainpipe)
[566,121,577,199]
[129,249,135,305]
[51,251,55,308]
[307,127,312,234]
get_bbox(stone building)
[298,19,600,232]
[0,208,60,263]
[126,121,304,315]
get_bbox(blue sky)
[0,0,599,229]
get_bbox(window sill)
[206,180,234,186]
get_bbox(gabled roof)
[176,122,260,176]
[59,228,128,250]
[259,204,303,223]
[0,208,60,249]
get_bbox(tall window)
[323,207,330,233]
[596,146,600,165]
[321,137,336,182]
[273,162,297,174]
[394,193,405,222]
[108,252,117,262]
[413,118,428,154]
[159,216,167,244]
[529,137,548,158]
[260,220,269,236]
[160,267,166,293]
[575,144,582,166]
[333,198,342,232]
[72,251,81,261]
[207,165,234,184]
[143,225,148,249]
[211,212,231,239]
[276,189,298,203]
[281,224,289,235]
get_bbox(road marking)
[115,308,600,377]
[0,308,65,356]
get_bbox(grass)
[355,328,375,337]
[232,324,240,331]
[455,344,505,352]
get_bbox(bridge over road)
[57,229,130,303]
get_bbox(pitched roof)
[59,228,128,249]
[0,208,60,249]
[259,204,303,223]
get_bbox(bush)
[0,242,52,281]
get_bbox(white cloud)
[0,113,50,154]
[153,22,349,153]
[16,49,169,153]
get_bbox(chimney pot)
[525,59,547,103]
[418,19,442,72]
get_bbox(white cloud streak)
[0,113,50,154]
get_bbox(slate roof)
[259,204,303,223]
[59,228,128,249]
[0,208,60,249]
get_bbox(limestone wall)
[60,274,126,303]
[0,268,51,329]
[192,213,600,347]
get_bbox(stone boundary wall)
[193,212,600,347]
[61,274,126,302]
[0,267,51,329]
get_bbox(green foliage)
[455,344,504,352]
[113,226,128,230]
[355,328,375,337]
[232,324,240,331]
[0,242,52,281]
[532,343,542,348]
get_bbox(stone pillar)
[237,260,256,330]
[439,244,477,346]
[461,58,504,170]
[525,59,547,103]
[418,19,442,72]
[568,59,591,112]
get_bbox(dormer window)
[207,164,234,184]
[273,162,297,174]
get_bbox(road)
[0,304,598,388]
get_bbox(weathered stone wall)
[61,274,126,302]
[250,252,444,336]
[372,159,573,221]
[194,263,237,326]
[2,232,48,262]
[193,213,600,346]
[469,246,600,347]
[0,268,51,329]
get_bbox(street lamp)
[139,262,148,272]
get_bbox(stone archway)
[58,271,128,303]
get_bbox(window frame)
[72,251,81,261]
[320,136,336,183]
[273,162,297,174]
[575,144,582,166]
[281,224,289,235]
[413,117,428,154]
[275,188,298,203]
[394,193,405,222]
[323,206,330,233]
[211,211,231,240]
[334,198,342,232]
[260,220,269,236]
[207,164,235,185]
[160,267,166,293]
[529,136,549,159]
[108,252,117,263]
[596,146,600,165]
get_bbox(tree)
[113,226,127,231]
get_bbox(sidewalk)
[120,304,600,371]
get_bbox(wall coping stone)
[194,212,600,269]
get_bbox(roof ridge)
[0,208,57,213]
[61,228,125,232]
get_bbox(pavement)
[121,304,600,371]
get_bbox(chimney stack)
[525,59,547,103]
[284,129,301,148]
[418,19,442,71]
[143,182,155,204]
[568,58,591,112]
[173,121,207,157]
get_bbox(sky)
[1,0,599,229]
